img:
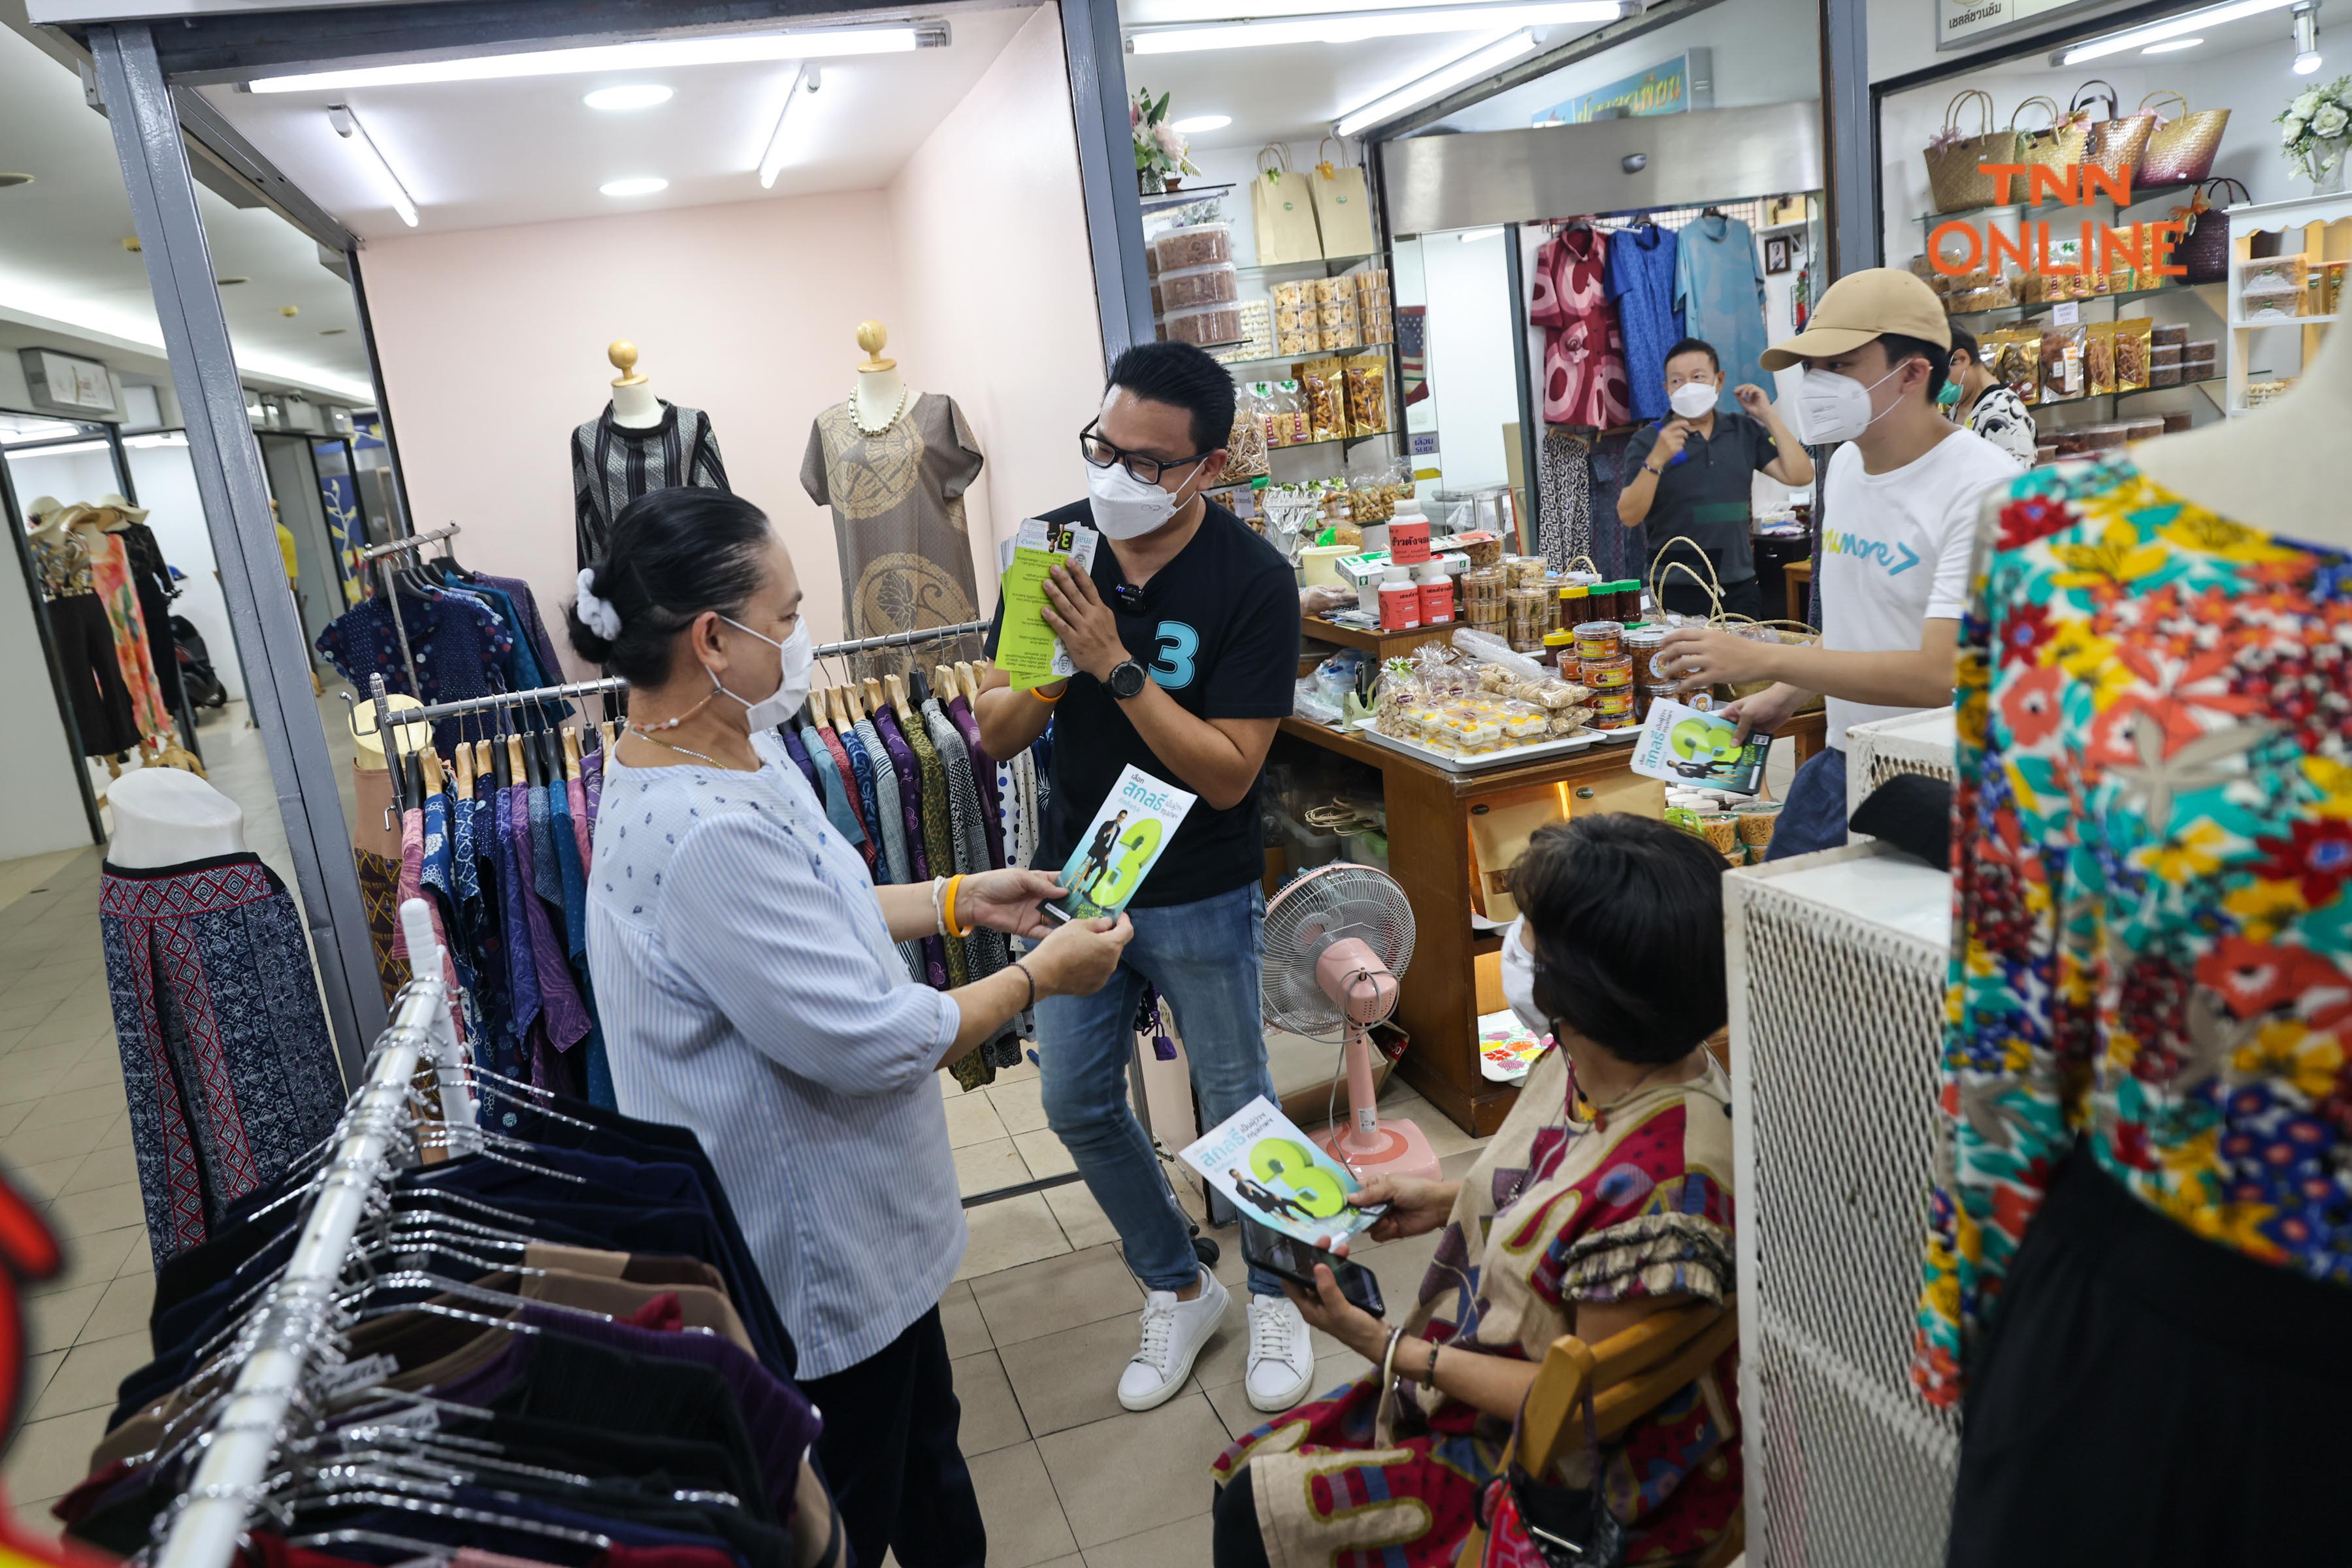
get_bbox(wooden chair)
[1458,1295,1744,1568]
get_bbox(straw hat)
[23,495,63,523]
[92,492,150,522]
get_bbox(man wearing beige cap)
[1659,269,2016,858]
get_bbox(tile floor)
[0,693,1500,1566]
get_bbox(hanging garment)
[116,521,187,718]
[396,800,468,1035]
[518,773,593,1062]
[852,714,921,979]
[945,694,1005,870]
[1605,221,1686,422]
[549,774,614,1111]
[567,768,593,875]
[1536,429,1595,574]
[49,592,143,757]
[922,698,1012,1055]
[802,719,868,853]
[800,394,987,679]
[572,400,730,568]
[902,706,970,995]
[872,706,948,990]
[466,787,524,1086]
[489,781,544,1085]
[90,531,172,743]
[779,723,820,796]
[1584,429,1651,585]
[315,592,514,753]
[834,721,885,877]
[99,853,344,1266]
[1529,225,1631,429]
[1674,214,1772,412]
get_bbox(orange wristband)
[943,874,975,939]
[1031,683,1066,704]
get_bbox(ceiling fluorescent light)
[250,26,926,91]
[10,439,113,459]
[326,105,419,227]
[1133,2,1620,54]
[2055,0,2296,63]
[599,176,670,197]
[759,65,818,188]
[584,83,674,110]
[1334,28,1540,137]
[2142,35,2204,50]
[1172,114,1233,132]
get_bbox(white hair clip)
[575,568,623,641]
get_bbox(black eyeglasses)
[1079,419,1215,485]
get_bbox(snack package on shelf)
[1299,360,1346,442]
[1345,361,1390,436]
[2085,321,2117,398]
[2044,323,2086,402]
[1274,378,1313,446]
[1221,385,1271,482]
[2115,318,2152,393]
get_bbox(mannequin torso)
[2133,321,2352,548]
[853,365,918,433]
[611,376,664,429]
[108,768,247,868]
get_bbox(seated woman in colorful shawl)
[1210,813,1743,1568]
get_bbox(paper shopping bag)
[1308,139,1377,258]
[1251,144,1324,266]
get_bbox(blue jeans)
[1036,881,1282,1298]
[1765,746,1848,861]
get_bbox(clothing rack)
[154,898,471,1568]
[351,524,463,704]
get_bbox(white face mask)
[1791,363,1906,446]
[1086,455,1204,540]
[1667,380,1720,420]
[1499,917,1550,1037]
[710,615,811,732]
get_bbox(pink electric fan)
[1262,862,1440,1183]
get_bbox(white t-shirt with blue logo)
[1817,428,2017,747]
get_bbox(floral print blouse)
[1915,454,2352,1407]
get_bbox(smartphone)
[1037,902,1073,926]
[1240,1220,1386,1318]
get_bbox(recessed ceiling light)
[600,176,670,197]
[0,174,35,189]
[2142,35,2204,50]
[584,83,674,111]
[248,25,929,91]
[216,276,250,286]
[1172,114,1232,133]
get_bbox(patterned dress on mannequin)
[802,393,987,679]
[90,529,172,743]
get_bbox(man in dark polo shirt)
[1618,336,1813,618]
[974,341,1313,1417]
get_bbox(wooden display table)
[1275,708,1827,1135]
[1301,613,1456,662]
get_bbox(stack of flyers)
[1477,1009,1549,1083]
[1053,764,1196,920]
[1179,1095,1384,1252]
[1627,696,1771,796]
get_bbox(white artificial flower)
[2293,90,2324,120]
[2315,103,2351,139]
[2284,116,2307,145]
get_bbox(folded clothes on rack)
[60,906,841,1568]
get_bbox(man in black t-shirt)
[977,341,1309,1417]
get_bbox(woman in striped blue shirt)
[572,488,1132,1568]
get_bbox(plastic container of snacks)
[1624,624,1668,670]
[1573,621,1624,661]
[1162,302,1243,348]
[1697,812,1740,853]
[1588,689,1636,728]
[2161,410,2193,434]
[1158,263,1239,309]
[1152,223,1232,270]
[1731,802,1781,851]
[1543,630,1575,670]
[2125,417,2163,442]
[2082,422,2130,451]
[1581,654,1634,690]
[2151,321,2190,350]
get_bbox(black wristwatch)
[1105,659,1149,700]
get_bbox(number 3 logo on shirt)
[1149,621,1199,690]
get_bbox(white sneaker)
[1117,1268,1229,1412]
[1244,1292,1315,1412]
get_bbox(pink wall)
[361,190,907,675]
[885,5,1105,563]
[358,10,1105,682]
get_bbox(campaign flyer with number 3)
[995,517,1100,690]
[1177,1095,1381,1251]
[1053,764,1195,920]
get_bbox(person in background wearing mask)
[1656,270,2016,859]
[1941,325,2035,470]
[574,487,1134,1568]
[975,341,1313,1416]
[1618,336,1813,619]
